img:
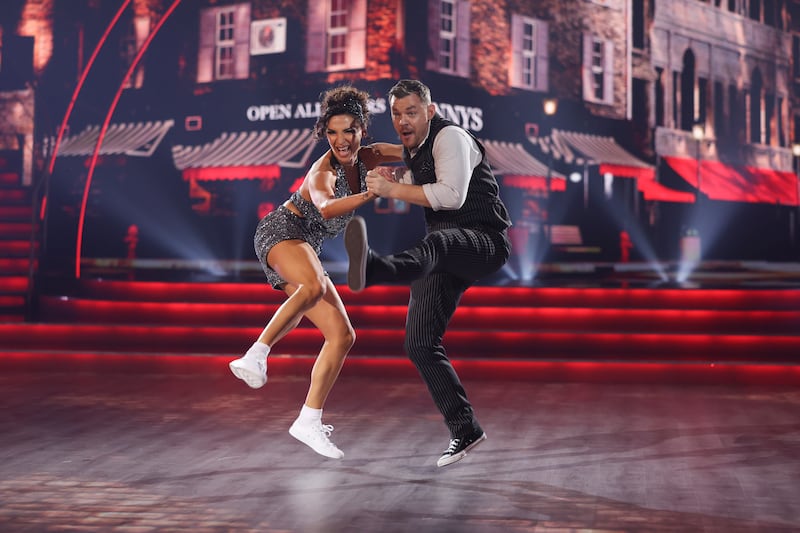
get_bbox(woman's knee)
[293,276,328,307]
[342,327,356,352]
[326,325,355,354]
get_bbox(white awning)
[172,128,316,170]
[529,128,652,169]
[480,139,565,179]
[55,120,175,157]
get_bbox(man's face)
[390,93,434,151]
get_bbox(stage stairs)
[1,279,799,383]
[0,171,36,323]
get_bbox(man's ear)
[427,103,436,120]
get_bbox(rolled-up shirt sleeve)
[421,126,481,211]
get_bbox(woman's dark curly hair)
[312,85,371,140]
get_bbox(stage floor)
[1,358,799,532]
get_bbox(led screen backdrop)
[1,0,798,283]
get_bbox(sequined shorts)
[253,205,325,290]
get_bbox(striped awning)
[55,120,175,157]
[481,139,566,192]
[530,129,653,176]
[480,139,565,179]
[171,128,316,174]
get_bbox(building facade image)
[0,0,799,284]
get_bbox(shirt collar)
[409,123,433,158]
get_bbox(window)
[655,67,665,127]
[582,34,613,105]
[197,4,251,82]
[510,15,548,92]
[793,36,800,80]
[327,0,347,68]
[426,0,470,77]
[794,114,800,146]
[673,71,680,127]
[307,0,366,72]
[119,15,149,89]
[216,9,236,79]
[698,77,708,127]
[632,0,645,49]
[749,0,760,21]
[591,40,604,99]
[713,80,725,142]
[439,0,457,72]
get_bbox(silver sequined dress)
[254,157,367,289]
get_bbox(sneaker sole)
[289,424,344,459]
[344,216,367,292]
[228,361,267,389]
[436,432,487,467]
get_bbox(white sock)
[298,405,322,422]
[244,341,270,362]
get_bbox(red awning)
[637,177,695,203]
[599,162,692,203]
[182,165,281,182]
[664,156,799,206]
[599,163,655,180]
[502,174,566,192]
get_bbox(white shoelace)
[444,438,460,454]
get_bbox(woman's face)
[326,114,363,166]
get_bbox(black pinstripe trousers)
[368,226,510,438]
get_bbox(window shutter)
[426,0,440,71]
[534,20,548,92]
[197,8,215,82]
[233,3,251,80]
[603,40,614,104]
[509,14,523,88]
[306,1,326,72]
[581,33,593,102]
[346,0,367,69]
[455,0,470,77]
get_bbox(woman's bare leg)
[230,240,329,389]
[286,276,354,459]
[256,240,330,346]
[297,276,355,409]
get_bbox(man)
[344,79,512,467]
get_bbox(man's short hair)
[388,79,432,106]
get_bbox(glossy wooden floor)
[1,355,799,533]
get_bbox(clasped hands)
[365,167,397,198]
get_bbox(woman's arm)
[358,143,404,169]
[307,150,375,219]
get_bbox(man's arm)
[365,127,479,210]
[365,174,432,207]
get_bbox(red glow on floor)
[2,352,800,386]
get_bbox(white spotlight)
[603,172,614,199]
[569,171,582,183]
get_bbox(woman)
[229,85,398,459]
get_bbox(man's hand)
[366,168,396,197]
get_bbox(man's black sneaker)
[436,431,487,467]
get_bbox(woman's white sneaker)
[228,357,267,389]
[289,419,344,459]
